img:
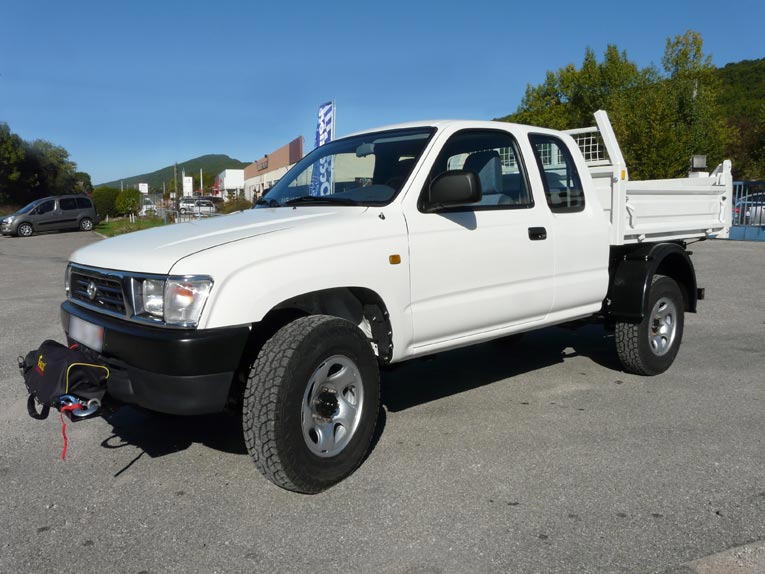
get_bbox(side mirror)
[422,170,482,212]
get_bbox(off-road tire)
[242,315,380,493]
[615,275,684,375]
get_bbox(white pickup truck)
[61,111,732,492]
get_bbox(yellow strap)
[65,362,111,394]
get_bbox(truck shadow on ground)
[381,324,621,412]
[99,324,620,468]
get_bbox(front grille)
[71,270,127,315]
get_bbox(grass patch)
[96,216,166,237]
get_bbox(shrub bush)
[116,189,141,215]
[92,187,120,218]
[218,197,253,214]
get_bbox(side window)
[423,129,532,210]
[529,134,585,213]
[36,200,55,215]
[76,197,93,209]
[59,198,78,210]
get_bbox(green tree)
[116,189,141,215]
[75,172,93,195]
[93,187,121,218]
[0,123,33,204]
[499,30,732,179]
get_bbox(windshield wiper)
[255,197,282,207]
[284,196,359,206]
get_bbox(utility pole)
[200,168,203,195]
[174,163,179,198]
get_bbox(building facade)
[213,169,245,200]
[244,136,304,201]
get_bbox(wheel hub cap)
[301,355,364,458]
[648,296,677,357]
[312,388,339,421]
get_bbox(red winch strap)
[59,403,83,461]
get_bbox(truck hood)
[70,207,366,274]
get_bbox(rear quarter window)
[529,134,585,213]
[76,197,93,209]
[60,198,78,210]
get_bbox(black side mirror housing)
[423,170,482,212]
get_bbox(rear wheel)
[79,217,93,231]
[615,275,684,375]
[242,315,380,493]
[17,222,33,237]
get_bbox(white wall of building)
[217,169,245,200]
[244,165,294,201]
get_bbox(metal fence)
[732,181,765,227]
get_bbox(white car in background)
[138,196,156,217]
[178,198,216,215]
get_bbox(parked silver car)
[1,195,99,237]
[178,198,216,215]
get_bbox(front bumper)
[1,222,16,234]
[61,300,250,415]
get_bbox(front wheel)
[17,222,33,237]
[615,275,684,375]
[242,315,380,493]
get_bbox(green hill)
[715,58,765,119]
[97,154,249,191]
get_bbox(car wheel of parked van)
[242,315,380,493]
[79,217,93,231]
[17,222,33,237]
[615,275,684,376]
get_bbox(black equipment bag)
[19,340,110,420]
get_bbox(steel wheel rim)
[648,296,677,356]
[18,224,32,236]
[301,354,364,458]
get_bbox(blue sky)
[1,0,763,184]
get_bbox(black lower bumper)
[61,301,250,415]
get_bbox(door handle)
[528,227,547,241]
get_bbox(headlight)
[134,275,213,327]
[164,278,213,325]
[142,279,164,318]
[2,216,13,224]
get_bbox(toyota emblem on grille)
[86,281,98,300]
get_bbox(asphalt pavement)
[0,230,763,574]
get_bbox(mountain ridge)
[96,154,249,190]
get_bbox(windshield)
[17,199,43,214]
[258,127,435,207]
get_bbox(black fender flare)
[607,243,697,322]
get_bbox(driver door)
[405,128,555,350]
[31,199,60,231]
